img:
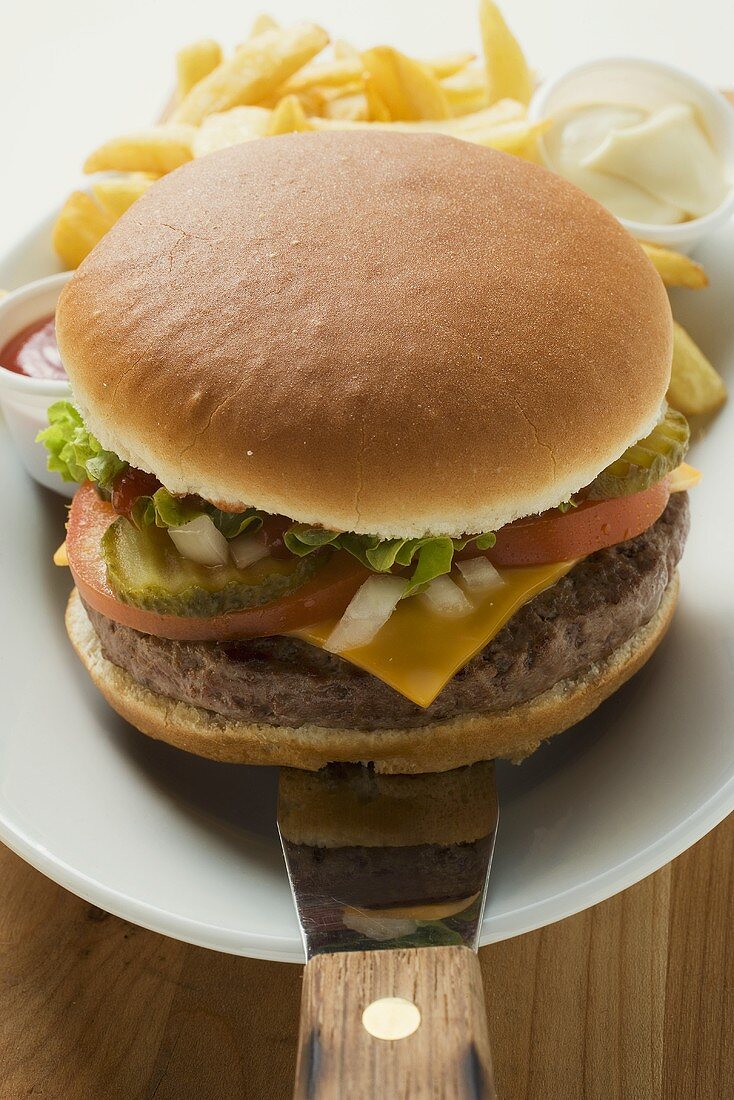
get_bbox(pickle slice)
[586,406,689,500]
[102,517,320,616]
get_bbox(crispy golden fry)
[480,0,533,105]
[249,13,279,37]
[361,46,451,121]
[191,100,528,151]
[176,39,223,99]
[280,57,364,94]
[323,91,369,122]
[52,192,115,268]
[470,117,549,158]
[333,39,361,63]
[310,111,544,159]
[668,322,727,416]
[258,86,326,113]
[312,99,525,136]
[90,173,157,218]
[442,66,490,116]
[192,106,272,156]
[423,52,476,79]
[268,95,314,135]
[84,125,196,174]
[641,242,708,289]
[172,23,329,126]
[365,75,391,121]
[293,88,329,116]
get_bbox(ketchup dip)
[0,314,66,380]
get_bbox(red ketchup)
[0,314,66,380]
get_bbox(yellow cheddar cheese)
[292,560,576,707]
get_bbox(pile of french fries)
[51,1,726,419]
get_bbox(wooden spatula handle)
[293,945,496,1100]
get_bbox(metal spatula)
[278,761,500,1099]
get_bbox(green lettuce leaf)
[283,526,496,595]
[38,403,497,593]
[132,487,264,539]
[37,401,127,490]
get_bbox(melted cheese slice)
[668,462,701,492]
[292,560,576,708]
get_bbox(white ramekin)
[0,272,73,496]
[530,57,734,253]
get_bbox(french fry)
[311,100,526,137]
[91,174,157,219]
[668,323,727,416]
[268,95,315,135]
[442,98,526,132]
[52,192,115,268]
[479,0,533,105]
[641,242,708,289]
[323,91,369,122]
[258,86,326,113]
[84,125,196,174]
[310,114,545,159]
[470,117,549,158]
[365,75,392,122]
[172,23,329,126]
[423,52,476,79]
[249,13,279,38]
[176,39,223,99]
[442,66,490,117]
[192,107,272,157]
[333,39,361,63]
[361,47,451,121]
[280,58,364,94]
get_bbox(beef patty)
[84,493,688,731]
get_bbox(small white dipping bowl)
[0,272,73,497]
[530,57,734,253]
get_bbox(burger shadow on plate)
[94,658,646,852]
[107,716,282,844]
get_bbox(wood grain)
[294,946,495,1099]
[1,815,732,1099]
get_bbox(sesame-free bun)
[57,131,672,539]
[65,575,678,773]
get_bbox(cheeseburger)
[44,132,693,773]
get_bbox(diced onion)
[456,556,504,593]
[168,514,230,566]
[229,530,269,569]
[420,574,472,617]
[325,575,408,653]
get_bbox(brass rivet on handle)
[361,997,421,1040]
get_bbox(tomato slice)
[67,476,672,640]
[480,478,671,567]
[66,483,369,640]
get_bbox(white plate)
[1,213,733,962]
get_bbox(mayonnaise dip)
[544,101,727,224]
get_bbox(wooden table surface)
[1,809,731,1099]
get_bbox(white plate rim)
[2,765,732,961]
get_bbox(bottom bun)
[65,575,679,774]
